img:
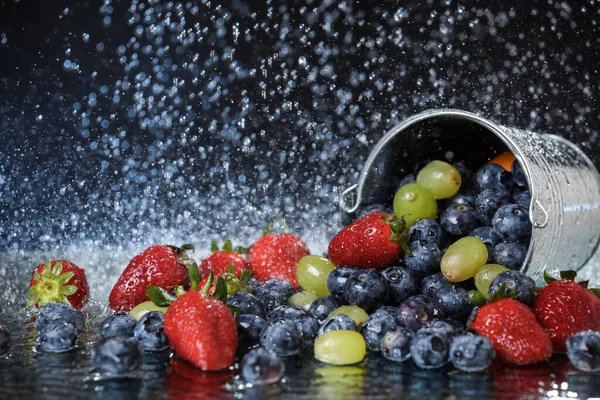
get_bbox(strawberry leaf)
[559,270,577,280]
[488,282,520,303]
[147,286,175,307]
[263,216,288,235]
[172,286,187,297]
[188,263,200,292]
[201,268,215,295]
[223,239,233,252]
[240,270,254,284]
[543,270,558,285]
[212,276,228,303]
[210,239,219,253]
[228,264,235,274]
[52,262,63,275]
[578,280,590,289]
[590,288,600,298]
[181,243,195,252]
[469,290,487,307]
[234,246,249,254]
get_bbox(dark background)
[0,0,598,252]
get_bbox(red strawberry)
[163,291,238,371]
[248,233,310,289]
[328,211,408,270]
[534,275,600,353]
[470,298,552,365]
[109,245,192,311]
[198,239,248,279]
[28,260,89,309]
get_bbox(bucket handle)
[340,184,359,213]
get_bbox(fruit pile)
[4,151,600,387]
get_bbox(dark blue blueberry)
[492,241,528,270]
[245,277,261,290]
[381,327,414,362]
[268,305,308,322]
[441,204,482,239]
[488,270,535,307]
[133,311,169,352]
[450,332,495,372]
[470,226,502,256]
[237,314,267,349]
[360,307,399,352]
[100,312,137,339]
[262,279,296,298]
[404,241,442,277]
[514,190,531,210]
[259,319,303,357]
[317,314,357,337]
[343,270,389,313]
[446,191,477,208]
[267,306,318,348]
[327,267,358,300]
[37,321,78,353]
[511,159,527,188]
[396,295,436,331]
[567,331,600,372]
[492,204,532,243]
[475,189,513,226]
[475,164,515,193]
[410,327,451,369]
[381,266,417,305]
[397,173,416,188]
[309,296,340,323]
[432,285,473,322]
[227,292,265,318]
[420,273,452,298]
[36,303,85,335]
[251,286,288,315]
[409,219,448,248]
[453,163,474,190]
[91,337,143,375]
[466,307,479,329]
[358,203,394,218]
[425,318,464,335]
[241,347,285,384]
[0,325,10,357]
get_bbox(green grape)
[328,306,369,326]
[475,264,510,299]
[314,330,367,365]
[130,301,168,321]
[288,291,319,310]
[296,255,336,296]
[416,160,462,199]
[393,183,438,227]
[441,237,488,282]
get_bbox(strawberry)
[533,270,600,353]
[248,233,309,289]
[327,211,409,270]
[163,290,238,371]
[28,260,89,309]
[109,245,193,311]
[469,298,552,365]
[198,239,248,279]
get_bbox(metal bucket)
[340,109,600,281]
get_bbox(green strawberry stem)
[210,238,249,254]
[27,261,78,308]
[382,214,411,255]
[147,286,176,307]
[469,290,487,307]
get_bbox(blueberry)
[453,163,474,190]
[241,347,285,384]
[327,267,358,300]
[237,314,267,349]
[488,270,535,307]
[475,188,513,226]
[446,191,477,208]
[36,303,85,335]
[381,327,414,362]
[410,327,451,369]
[37,321,78,353]
[317,315,358,336]
[511,160,527,187]
[0,325,10,357]
[381,266,417,305]
[432,285,473,322]
[514,190,531,209]
[245,277,261,290]
[360,307,399,352]
[343,270,389,313]
[358,204,394,218]
[567,331,600,372]
[404,241,442,277]
[268,306,319,348]
[470,226,502,256]
[441,204,482,239]
[252,286,288,315]
[397,173,416,188]
[309,296,340,323]
[133,311,169,352]
[227,292,265,318]
[409,219,448,248]
[268,305,309,322]
[492,204,532,243]
[91,337,143,375]
[492,241,528,270]
[396,295,436,331]
[475,164,515,193]
[100,312,137,339]
[420,273,452,298]
[425,318,464,335]
[259,319,303,357]
[450,332,495,372]
[262,279,296,298]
